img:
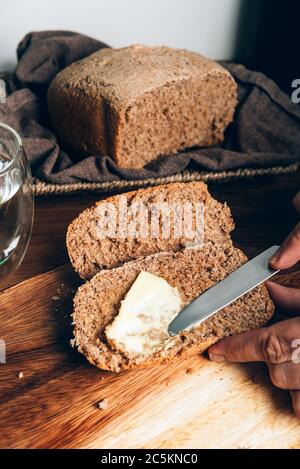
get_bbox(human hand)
[208,282,300,418]
[208,191,300,418]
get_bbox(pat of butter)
[105,271,182,357]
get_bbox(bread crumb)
[70,339,76,348]
[18,372,24,379]
[98,398,109,410]
[51,296,60,302]
[186,367,194,375]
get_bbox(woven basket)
[33,163,299,196]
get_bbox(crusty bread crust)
[66,182,235,280]
[47,45,237,168]
[72,244,274,373]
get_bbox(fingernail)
[269,249,282,266]
[209,352,226,363]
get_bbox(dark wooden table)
[2,171,300,292]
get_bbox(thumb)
[269,222,300,270]
[208,321,294,364]
[266,281,300,315]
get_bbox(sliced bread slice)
[67,182,234,280]
[72,243,274,373]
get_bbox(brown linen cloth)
[1,30,300,184]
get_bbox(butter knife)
[168,245,280,336]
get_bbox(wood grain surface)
[1,171,300,448]
[0,266,299,449]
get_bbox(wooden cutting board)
[0,265,299,449]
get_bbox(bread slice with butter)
[72,244,274,373]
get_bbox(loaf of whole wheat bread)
[72,244,274,373]
[47,45,237,168]
[67,182,235,279]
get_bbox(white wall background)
[0,0,261,71]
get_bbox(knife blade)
[168,245,280,336]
